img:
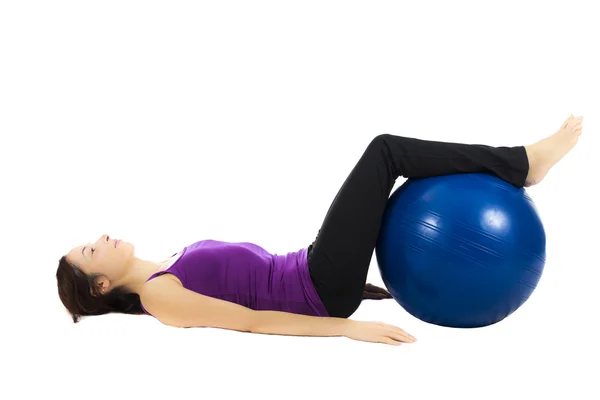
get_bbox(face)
[66,234,135,293]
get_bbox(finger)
[365,283,391,294]
[382,337,402,346]
[393,331,416,343]
[364,290,391,299]
[371,293,385,300]
[387,325,417,342]
[362,291,382,300]
[364,292,388,300]
[366,289,392,299]
[378,322,411,340]
[372,289,392,298]
[388,328,415,343]
[364,283,378,292]
[399,328,417,342]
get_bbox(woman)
[56,114,584,346]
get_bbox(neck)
[114,257,166,294]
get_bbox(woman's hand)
[343,320,416,346]
[362,283,393,300]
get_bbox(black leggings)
[306,133,530,318]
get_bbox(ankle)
[524,145,536,170]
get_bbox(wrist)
[339,318,354,337]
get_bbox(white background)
[2,1,599,399]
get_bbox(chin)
[119,240,134,255]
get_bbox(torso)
[140,240,329,317]
[158,250,185,271]
[151,273,183,287]
[145,250,186,288]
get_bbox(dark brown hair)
[56,255,143,322]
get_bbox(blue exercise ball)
[375,173,546,328]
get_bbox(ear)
[90,277,111,296]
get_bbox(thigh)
[306,136,397,310]
[308,245,364,318]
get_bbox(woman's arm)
[251,310,348,337]
[140,278,348,336]
[141,278,256,331]
[141,278,415,344]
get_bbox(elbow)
[246,310,274,334]
[236,311,257,333]
[161,310,257,332]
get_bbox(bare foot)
[524,114,584,186]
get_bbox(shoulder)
[139,272,256,330]
[142,273,183,296]
[140,274,183,317]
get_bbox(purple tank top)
[141,240,329,317]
